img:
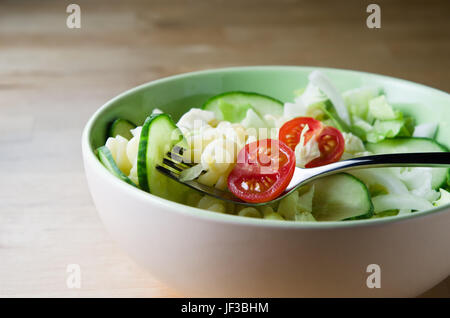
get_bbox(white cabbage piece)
[413,123,438,138]
[372,193,433,213]
[241,109,278,140]
[391,167,440,202]
[308,70,351,125]
[180,163,205,182]
[294,125,321,168]
[352,116,373,133]
[296,81,327,106]
[241,108,267,130]
[341,132,371,160]
[283,100,308,119]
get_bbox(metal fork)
[157,148,450,206]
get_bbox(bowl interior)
[87,66,450,153]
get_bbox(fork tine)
[164,155,196,170]
[156,164,260,206]
[156,165,180,178]
[167,152,185,163]
[162,158,184,172]
[172,145,185,155]
[166,150,196,168]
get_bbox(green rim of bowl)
[82,65,450,229]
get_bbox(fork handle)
[287,152,450,191]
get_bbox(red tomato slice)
[279,117,323,151]
[305,126,345,168]
[227,139,296,203]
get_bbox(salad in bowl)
[83,66,450,297]
[97,70,450,222]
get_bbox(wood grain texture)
[0,0,449,297]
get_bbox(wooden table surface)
[1,0,449,297]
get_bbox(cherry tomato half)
[305,126,345,168]
[279,117,323,151]
[227,139,296,203]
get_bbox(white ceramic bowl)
[82,66,450,297]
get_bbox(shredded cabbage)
[372,193,433,213]
[391,167,440,202]
[341,132,371,160]
[413,123,438,138]
[284,101,308,119]
[241,108,266,129]
[294,125,321,167]
[180,163,205,182]
[345,93,415,142]
[308,71,351,126]
[296,82,328,106]
[171,71,443,221]
[343,86,381,120]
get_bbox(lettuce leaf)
[343,86,381,121]
[365,119,409,143]
[347,95,415,142]
[368,95,400,122]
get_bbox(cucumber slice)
[137,113,188,202]
[366,137,449,189]
[203,91,283,122]
[219,101,253,123]
[311,173,374,221]
[108,119,136,139]
[97,146,137,187]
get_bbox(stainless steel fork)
[156,149,450,206]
